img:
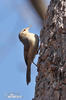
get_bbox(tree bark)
[33,0,66,100]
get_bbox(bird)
[19,26,39,85]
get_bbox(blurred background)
[0,0,50,100]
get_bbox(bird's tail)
[26,65,31,85]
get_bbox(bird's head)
[19,26,32,41]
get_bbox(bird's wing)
[35,34,39,45]
[34,34,39,54]
[24,39,30,66]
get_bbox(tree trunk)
[33,0,66,100]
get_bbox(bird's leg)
[33,62,38,67]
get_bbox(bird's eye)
[23,29,26,31]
